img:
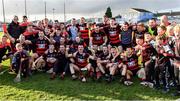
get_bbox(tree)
[105,7,112,18]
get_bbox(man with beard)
[148,18,158,37]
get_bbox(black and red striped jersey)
[78,23,89,40]
[125,54,138,70]
[75,52,89,68]
[91,31,105,46]
[108,26,120,45]
[35,39,49,55]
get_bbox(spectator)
[7,15,21,40]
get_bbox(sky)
[0,0,180,22]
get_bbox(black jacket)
[7,21,21,39]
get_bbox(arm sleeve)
[7,24,12,35]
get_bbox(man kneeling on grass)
[69,44,94,82]
[50,45,69,80]
[123,47,140,86]
[12,43,30,82]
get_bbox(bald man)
[160,15,171,27]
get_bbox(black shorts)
[83,39,89,46]
[0,57,2,63]
[89,59,97,68]
[121,43,132,50]
[76,63,88,69]
[129,68,139,76]
[12,60,29,73]
[110,42,120,47]
[93,43,103,46]
[53,60,67,74]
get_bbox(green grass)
[0,62,179,100]
[0,32,179,100]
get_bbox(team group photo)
[0,0,180,100]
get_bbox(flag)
[2,24,7,33]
